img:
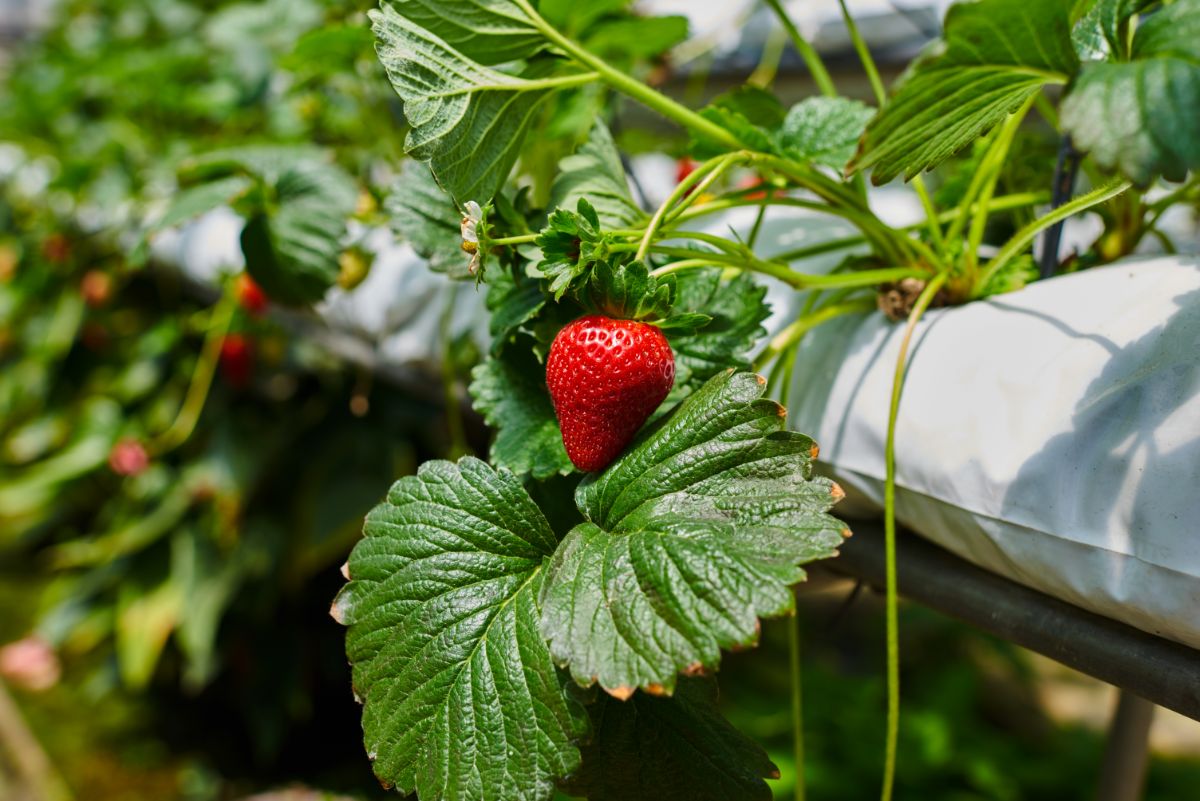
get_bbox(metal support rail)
[819,520,1200,722]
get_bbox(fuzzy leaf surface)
[540,371,847,695]
[376,0,544,65]
[563,677,777,801]
[852,0,1079,183]
[371,3,577,204]
[777,97,875,171]
[1061,0,1200,185]
[333,458,588,801]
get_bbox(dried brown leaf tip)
[768,767,782,780]
[755,373,767,386]
[809,443,820,459]
[604,685,636,701]
[830,482,846,502]
[731,620,762,652]
[340,561,351,580]
[643,683,668,697]
[842,527,853,539]
[682,662,707,677]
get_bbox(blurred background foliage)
[1,1,1198,799]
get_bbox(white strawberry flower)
[460,200,483,275]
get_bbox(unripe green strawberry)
[546,315,675,472]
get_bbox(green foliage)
[666,270,770,387]
[334,457,589,800]
[1061,0,1200,185]
[852,0,1079,183]
[584,260,676,321]
[564,678,779,801]
[337,373,841,800]
[541,371,845,695]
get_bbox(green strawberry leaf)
[332,458,589,801]
[540,370,847,696]
[386,160,471,278]
[583,14,689,59]
[562,677,778,801]
[777,96,875,171]
[371,2,593,204]
[1061,0,1200,185]
[666,269,770,389]
[376,0,545,65]
[548,121,644,228]
[1072,0,1157,60]
[470,346,574,479]
[851,0,1079,183]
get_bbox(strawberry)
[220,333,254,389]
[80,269,113,308]
[108,438,149,476]
[235,273,269,316]
[546,315,675,472]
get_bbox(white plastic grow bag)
[784,256,1200,650]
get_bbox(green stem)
[911,177,945,254]
[637,153,746,260]
[755,299,874,368]
[763,0,837,98]
[649,259,718,277]
[491,233,538,246]
[515,0,745,150]
[974,178,1131,297]
[838,0,886,105]
[881,270,949,801]
[649,246,926,289]
[516,71,601,91]
[947,99,1033,246]
[152,285,236,455]
[440,287,469,459]
[964,99,1034,272]
[789,609,807,801]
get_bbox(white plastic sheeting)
[784,257,1200,650]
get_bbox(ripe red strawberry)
[108,438,149,476]
[220,333,254,389]
[235,273,268,316]
[546,315,675,472]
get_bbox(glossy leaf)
[541,371,847,696]
[852,0,1079,183]
[563,677,777,801]
[1061,0,1200,185]
[333,458,588,800]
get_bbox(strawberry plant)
[331,1,1200,800]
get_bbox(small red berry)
[109,438,149,476]
[675,157,697,186]
[80,270,113,308]
[739,174,771,201]
[220,333,254,389]
[235,273,268,316]
[546,315,675,473]
[42,233,71,264]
